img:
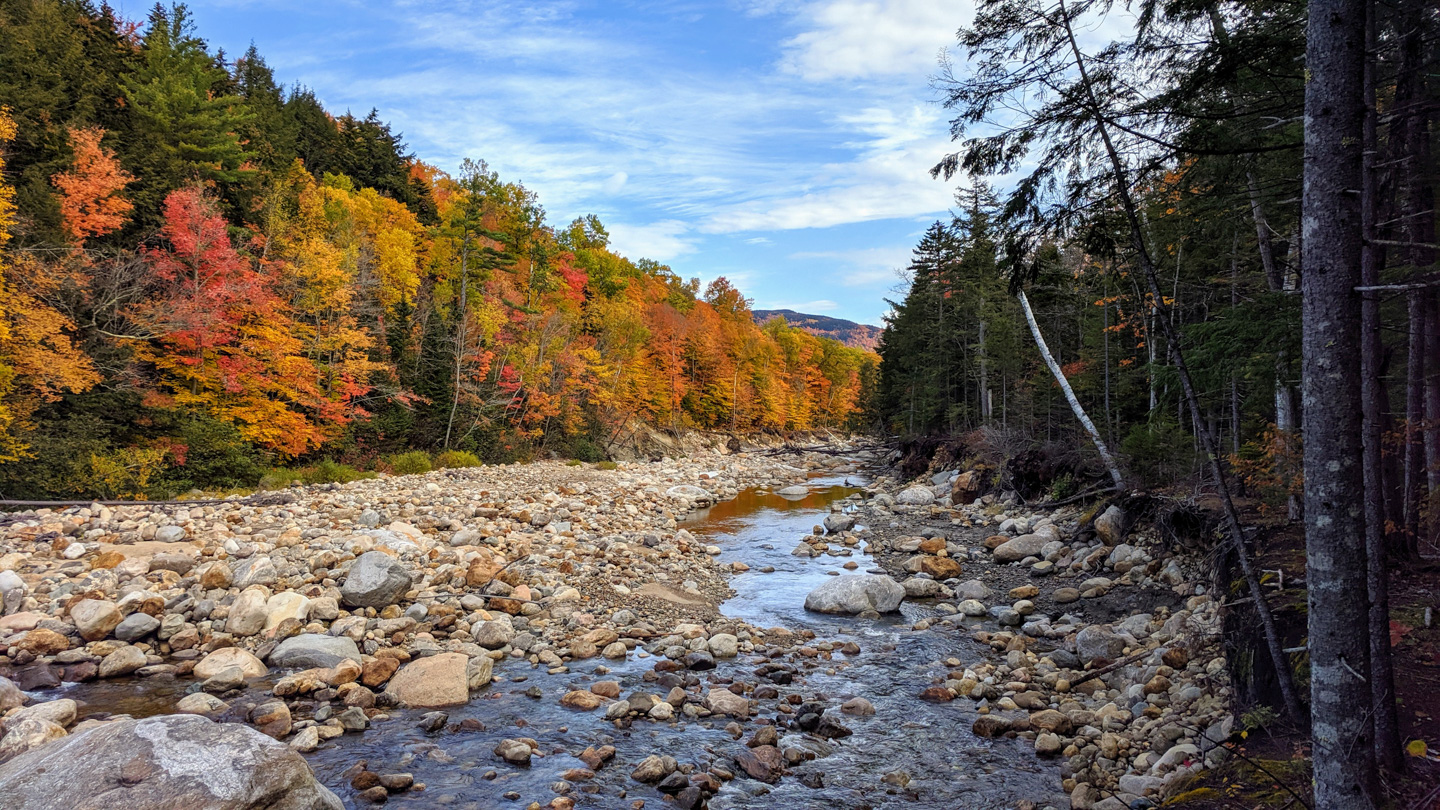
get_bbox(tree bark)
[1404,292,1425,552]
[1018,290,1124,490]
[1302,0,1378,802]
[1360,4,1402,770]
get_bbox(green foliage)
[434,449,481,469]
[384,450,433,476]
[1120,420,1199,488]
[120,4,254,222]
[595,461,618,470]
[1048,473,1076,500]
[78,446,168,499]
[260,459,374,489]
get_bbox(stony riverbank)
[851,468,1235,810]
[0,444,1235,810]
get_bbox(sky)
[155,0,984,326]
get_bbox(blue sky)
[158,1,983,325]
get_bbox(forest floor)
[1170,503,1440,809]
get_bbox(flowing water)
[43,468,1070,809]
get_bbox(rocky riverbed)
[0,442,1235,810]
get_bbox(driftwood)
[1070,646,1162,687]
[0,492,299,511]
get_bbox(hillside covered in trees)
[0,1,876,499]
[751,310,883,351]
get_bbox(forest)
[0,1,877,499]
[871,0,1437,804]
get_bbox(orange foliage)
[51,127,133,241]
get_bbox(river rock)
[177,693,228,715]
[1094,505,1126,544]
[98,646,146,678]
[340,551,412,608]
[1076,625,1127,665]
[703,689,751,718]
[472,620,514,649]
[803,575,904,614]
[0,676,25,712]
[0,714,342,809]
[262,593,310,633]
[776,485,808,498]
[708,633,738,658]
[733,745,783,782]
[154,525,187,543]
[823,514,856,534]
[665,485,713,503]
[233,556,277,588]
[992,534,1048,563]
[194,648,268,680]
[71,599,122,642]
[494,738,532,765]
[895,486,935,506]
[269,634,361,670]
[227,587,269,637]
[114,612,160,642]
[385,653,470,708]
[0,716,67,762]
[902,577,944,598]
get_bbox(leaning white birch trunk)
[1018,290,1125,490]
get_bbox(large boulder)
[951,470,985,503]
[194,648,268,680]
[70,599,122,642]
[384,653,470,709]
[665,485,714,504]
[268,635,360,670]
[0,714,342,809]
[226,587,269,637]
[1094,505,1127,545]
[0,676,26,712]
[340,552,411,608]
[822,513,856,534]
[895,486,935,506]
[803,575,904,614]
[1076,625,1127,665]
[992,534,1048,563]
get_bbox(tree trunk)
[1426,293,1440,545]
[1018,290,1124,490]
[1302,0,1378,802]
[445,240,470,449]
[1360,5,1402,769]
[1404,292,1425,551]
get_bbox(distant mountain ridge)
[752,309,882,351]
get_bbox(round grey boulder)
[804,575,904,614]
[0,714,341,810]
[340,551,412,608]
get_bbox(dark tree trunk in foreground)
[1302,0,1377,803]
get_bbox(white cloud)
[701,104,955,232]
[606,220,699,262]
[779,0,970,81]
[744,236,772,245]
[759,299,839,312]
[791,245,915,285]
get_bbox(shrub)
[595,460,618,471]
[385,451,433,476]
[434,449,482,469]
[260,459,374,489]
